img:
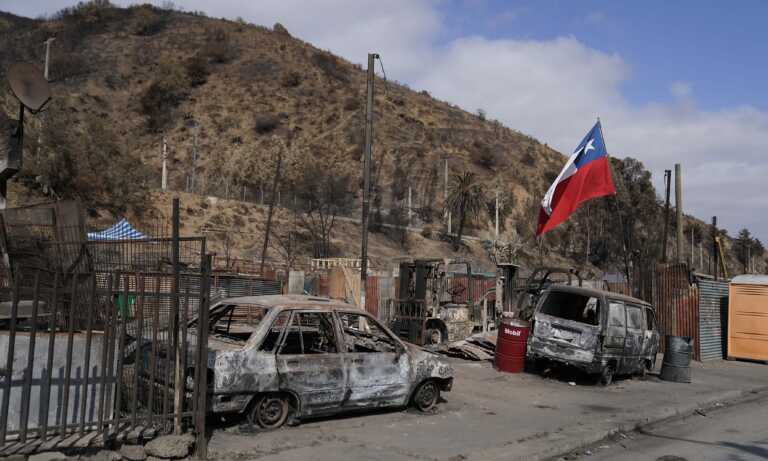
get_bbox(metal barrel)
[494,318,529,373]
[659,335,693,383]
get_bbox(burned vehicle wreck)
[186,295,454,429]
[527,286,659,385]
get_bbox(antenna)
[1,62,53,209]
[8,62,51,113]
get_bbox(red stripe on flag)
[537,156,615,235]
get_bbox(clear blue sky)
[440,0,768,112]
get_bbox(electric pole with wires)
[360,52,379,309]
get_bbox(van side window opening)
[539,292,600,326]
[338,312,398,353]
[645,308,656,330]
[607,302,626,327]
[626,305,644,329]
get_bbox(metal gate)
[0,259,211,455]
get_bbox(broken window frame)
[537,291,602,326]
[337,310,401,354]
[276,310,342,355]
[258,310,291,352]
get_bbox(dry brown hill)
[0,3,763,276]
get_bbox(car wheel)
[598,366,614,386]
[425,328,444,345]
[248,394,290,430]
[413,380,440,412]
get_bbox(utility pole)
[360,52,378,309]
[691,226,694,269]
[711,216,718,279]
[495,187,499,239]
[188,122,198,193]
[36,38,55,167]
[443,156,451,235]
[43,38,55,80]
[674,164,683,263]
[407,186,412,227]
[161,137,168,191]
[661,169,671,262]
[260,142,284,274]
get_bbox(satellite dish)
[7,62,51,114]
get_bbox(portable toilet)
[728,275,768,362]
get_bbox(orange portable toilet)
[728,275,768,362]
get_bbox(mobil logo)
[504,328,522,337]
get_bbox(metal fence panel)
[698,279,729,361]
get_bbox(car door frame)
[335,310,411,410]
[623,303,646,373]
[274,309,349,417]
[603,298,628,371]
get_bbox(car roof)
[547,284,653,308]
[214,294,360,312]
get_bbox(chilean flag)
[537,121,616,235]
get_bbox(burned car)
[191,295,453,429]
[527,286,659,385]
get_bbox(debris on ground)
[143,434,195,459]
[432,333,496,361]
[119,445,148,461]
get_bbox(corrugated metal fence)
[697,278,729,361]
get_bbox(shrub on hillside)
[140,60,189,131]
[343,96,360,111]
[281,71,302,88]
[185,53,209,86]
[254,113,279,134]
[473,141,497,169]
[131,5,170,36]
[311,52,349,83]
[203,28,237,64]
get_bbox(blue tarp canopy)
[87,218,147,241]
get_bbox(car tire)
[412,380,440,412]
[248,394,290,430]
[598,366,614,386]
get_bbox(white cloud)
[3,0,767,240]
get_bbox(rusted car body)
[194,295,454,428]
[528,286,659,385]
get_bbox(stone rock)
[81,450,121,461]
[119,445,147,461]
[3,455,27,461]
[144,435,194,459]
[28,451,68,461]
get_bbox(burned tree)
[293,159,355,258]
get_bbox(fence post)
[195,254,212,460]
[172,199,183,433]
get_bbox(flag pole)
[597,117,632,291]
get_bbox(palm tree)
[445,171,486,249]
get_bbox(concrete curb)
[526,384,768,461]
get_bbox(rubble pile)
[433,333,497,361]
[18,435,195,461]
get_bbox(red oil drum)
[495,318,530,373]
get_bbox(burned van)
[528,286,659,385]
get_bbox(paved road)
[561,392,768,461]
[207,358,768,461]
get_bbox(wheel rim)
[428,329,442,345]
[257,397,288,428]
[416,382,438,410]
